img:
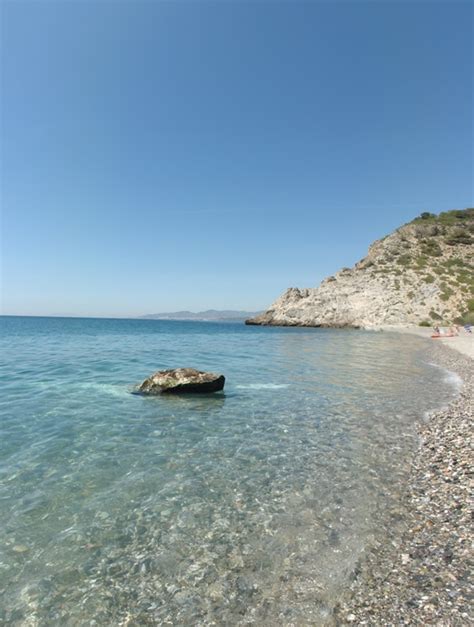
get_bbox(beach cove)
[3,0,473,623]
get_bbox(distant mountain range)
[140,310,262,322]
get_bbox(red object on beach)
[431,334,455,339]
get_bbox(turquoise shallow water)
[0,316,459,624]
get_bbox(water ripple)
[0,317,458,624]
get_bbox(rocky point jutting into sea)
[246,208,474,329]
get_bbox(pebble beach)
[335,335,473,625]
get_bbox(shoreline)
[374,324,474,360]
[334,335,473,624]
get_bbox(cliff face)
[247,209,474,328]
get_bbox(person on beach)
[464,324,472,334]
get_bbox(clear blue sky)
[1,1,472,317]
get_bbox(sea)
[0,316,460,625]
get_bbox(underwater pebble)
[336,344,474,625]
[12,545,29,554]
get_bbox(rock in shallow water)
[136,368,225,395]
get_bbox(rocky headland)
[247,209,474,329]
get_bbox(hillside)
[246,209,474,328]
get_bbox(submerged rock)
[136,368,225,395]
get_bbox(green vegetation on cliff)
[247,208,473,328]
[412,207,474,227]
[402,209,474,324]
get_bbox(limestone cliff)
[246,209,474,328]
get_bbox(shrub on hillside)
[397,254,411,266]
[421,239,442,257]
[445,229,473,246]
[454,311,474,325]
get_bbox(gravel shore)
[334,341,473,625]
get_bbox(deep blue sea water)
[0,316,459,624]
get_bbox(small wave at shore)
[426,362,463,393]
